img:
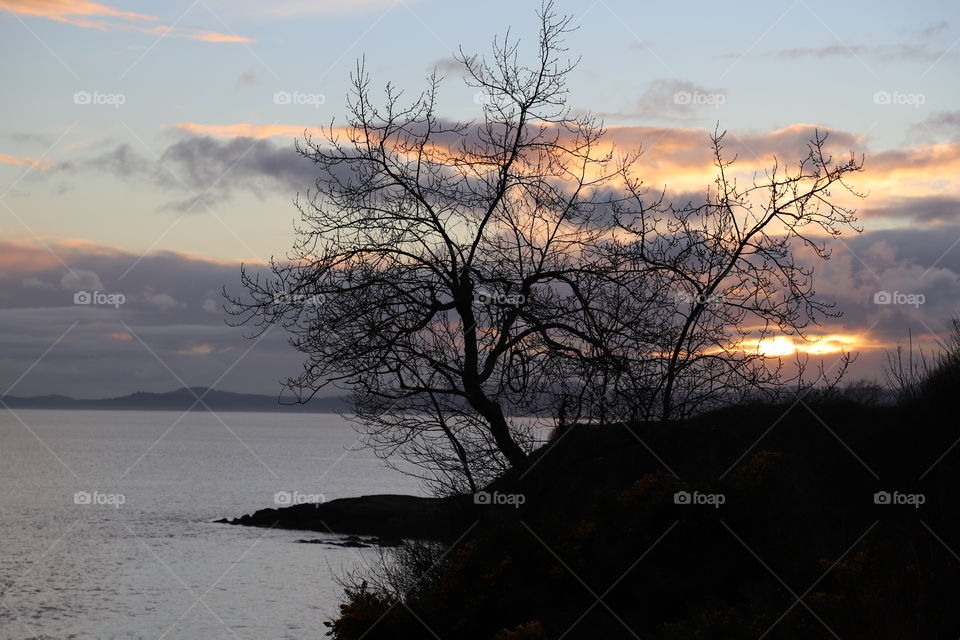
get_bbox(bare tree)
[226,2,622,477]
[606,130,864,420]
[884,320,960,404]
[226,3,866,492]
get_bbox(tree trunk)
[468,390,529,469]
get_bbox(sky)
[1,0,958,397]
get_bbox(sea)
[0,409,426,639]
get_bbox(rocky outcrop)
[216,494,471,540]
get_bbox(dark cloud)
[913,21,949,39]
[860,195,960,224]
[53,135,318,212]
[613,78,728,120]
[428,57,464,74]
[49,120,881,212]
[844,226,960,275]
[724,22,955,63]
[772,43,951,62]
[5,132,57,147]
[602,123,864,172]
[827,226,960,342]
[4,213,960,398]
[910,110,960,143]
[157,136,317,209]
[73,144,155,178]
[0,241,298,398]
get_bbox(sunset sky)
[1,0,958,397]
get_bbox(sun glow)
[746,334,866,357]
[755,336,797,357]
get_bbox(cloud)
[176,343,215,355]
[1,203,959,398]
[171,122,308,140]
[50,121,960,234]
[910,110,960,143]
[156,135,318,210]
[142,291,183,311]
[868,143,960,182]
[52,133,317,210]
[1,0,252,43]
[0,239,297,398]
[22,277,58,290]
[914,21,949,39]
[0,153,51,169]
[169,120,864,180]
[168,119,864,178]
[56,143,153,177]
[133,24,253,44]
[60,269,104,292]
[771,43,953,62]
[860,196,960,224]
[626,78,728,120]
[5,132,58,146]
[1,0,155,29]
[429,57,464,74]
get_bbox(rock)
[296,535,402,548]
[216,494,472,541]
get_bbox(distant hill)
[2,387,348,413]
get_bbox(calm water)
[0,410,424,640]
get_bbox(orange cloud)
[866,143,960,189]
[106,332,133,341]
[0,153,51,169]
[171,122,312,139]
[189,30,252,44]
[166,120,959,230]
[0,238,261,277]
[0,239,64,273]
[1,0,154,29]
[1,0,252,42]
[176,344,215,355]
[132,24,253,44]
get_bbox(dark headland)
[4,387,348,412]
[223,381,960,639]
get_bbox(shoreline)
[216,493,471,541]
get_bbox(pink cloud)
[1,0,252,43]
[0,153,51,169]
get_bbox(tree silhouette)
[227,2,625,478]
[227,2,864,488]
[606,130,863,420]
